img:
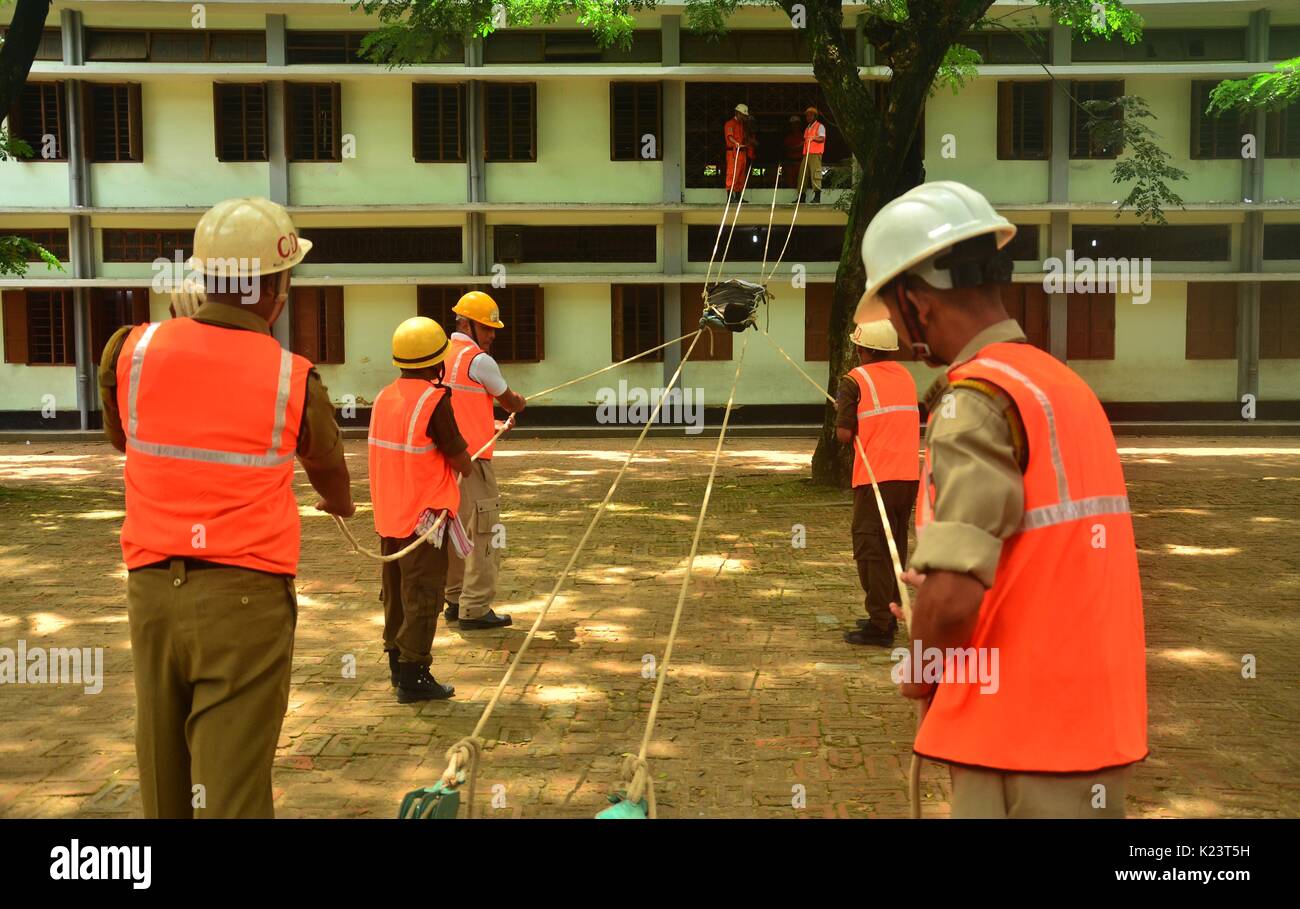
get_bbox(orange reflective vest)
[913,341,1147,773]
[803,120,826,155]
[850,361,920,486]
[116,319,311,575]
[367,378,461,539]
[445,338,497,461]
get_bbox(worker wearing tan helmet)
[97,197,354,818]
[442,291,526,630]
[835,311,920,647]
[800,106,826,204]
[370,316,473,702]
[861,180,1146,817]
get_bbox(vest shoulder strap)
[950,377,1029,473]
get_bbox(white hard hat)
[188,197,312,278]
[850,319,899,351]
[735,103,749,115]
[860,181,1016,301]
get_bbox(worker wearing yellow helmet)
[96,196,354,817]
[442,291,526,630]
[368,317,473,702]
[835,308,920,647]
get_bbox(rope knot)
[618,754,657,818]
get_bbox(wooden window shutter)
[291,288,322,362]
[996,82,1013,159]
[1023,284,1052,351]
[3,290,29,364]
[1091,292,1115,359]
[611,285,625,361]
[128,82,143,161]
[532,285,545,361]
[1066,293,1091,359]
[1261,283,1300,359]
[320,286,345,364]
[1185,283,1237,360]
[804,284,832,361]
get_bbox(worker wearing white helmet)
[861,180,1147,818]
[835,308,920,647]
[724,102,755,193]
[97,197,354,818]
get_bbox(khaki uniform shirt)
[98,301,345,474]
[909,319,1030,587]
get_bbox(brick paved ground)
[0,436,1296,818]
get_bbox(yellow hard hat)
[452,290,505,329]
[188,197,312,278]
[391,316,450,369]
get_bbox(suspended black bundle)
[700,279,768,333]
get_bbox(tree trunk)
[0,0,53,115]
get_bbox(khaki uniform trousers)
[445,459,502,619]
[127,560,296,819]
[381,531,450,664]
[949,763,1133,818]
[799,152,823,192]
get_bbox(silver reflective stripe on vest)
[366,384,440,454]
[857,404,920,420]
[975,357,1071,504]
[1021,494,1130,531]
[854,365,881,410]
[126,322,297,468]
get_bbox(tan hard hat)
[188,197,312,278]
[850,319,899,351]
[805,106,819,117]
[735,103,750,116]
[453,290,505,329]
[392,316,451,369]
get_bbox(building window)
[417,285,544,364]
[996,82,1051,160]
[610,82,662,161]
[1073,28,1246,63]
[8,82,66,161]
[484,83,537,162]
[1265,102,1300,158]
[1004,225,1042,262]
[290,287,345,365]
[686,225,843,263]
[286,83,341,162]
[680,285,734,361]
[1263,224,1300,260]
[680,29,853,64]
[82,83,142,163]
[1184,283,1238,360]
[0,27,62,60]
[286,31,369,64]
[1260,283,1300,360]
[1069,80,1124,159]
[684,83,843,188]
[412,83,465,162]
[8,229,70,262]
[90,288,151,363]
[611,285,662,362]
[299,228,462,264]
[485,29,660,63]
[803,284,832,361]
[1071,225,1232,262]
[213,83,268,162]
[85,29,266,62]
[1066,292,1115,360]
[957,30,1049,64]
[493,225,655,264]
[1191,81,1246,160]
[1000,284,1052,351]
[2,289,76,365]
[1272,27,1300,61]
[102,229,192,264]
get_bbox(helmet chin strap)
[893,279,938,365]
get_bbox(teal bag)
[398,779,462,819]
[595,793,649,820]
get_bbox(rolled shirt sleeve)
[835,375,859,432]
[910,386,1025,588]
[295,370,346,473]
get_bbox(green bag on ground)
[398,780,461,819]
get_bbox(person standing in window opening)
[443,291,527,631]
[782,115,805,189]
[800,106,827,203]
[725,103,756,193]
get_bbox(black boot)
[856,617,900,633]
[458,608,513,630]
[843,622,896,647]
[387,649,400,686]
[396,662,455,703]
[812,189,822,203]
[443,602,459,622]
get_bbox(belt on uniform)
[131,558,288,579]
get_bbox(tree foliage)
[1207,57,1300,115]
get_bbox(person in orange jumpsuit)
[724,103,755,193]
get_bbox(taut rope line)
[613,334,751,818]
[331,329,703,562]
[758,326,927,819]
[437,330,708,815]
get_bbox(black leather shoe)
[396,662,455,703]
[856,618,900,633]
[443,602,459,622]
[457,608,513,630]
[812,190,822,203]
[843,624,896,647]
[387,649,400,686]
